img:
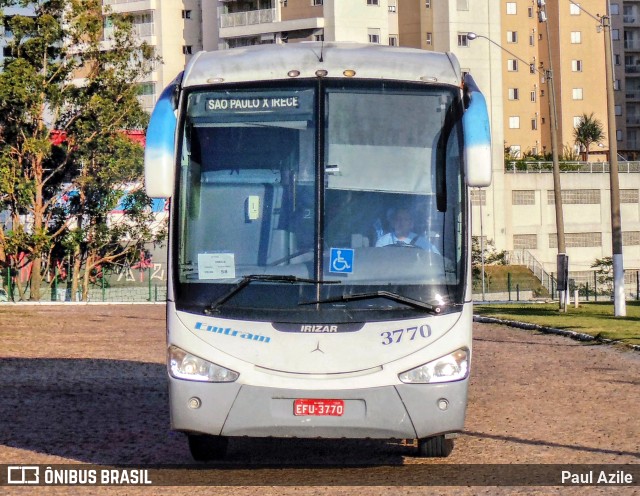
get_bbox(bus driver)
[375,208,440,254]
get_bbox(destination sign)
[206,96,300,112]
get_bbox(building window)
[620,189,639,203]
[426,32,432,45]
[507,59,518,71]
[388,5,396,13]
[615,54,621,65]
[470,190,486,206]
[614,79,621,90]
[571,31,582,43]
[547,189,600,205]
[509,116,520,129]
[549,232,602,248]
[506,2,517,15]
[529,33,535,46]
[458,33,469,47]
[512,190,536,205]
[368,28,381,44]
[615,105,622,116]
[573,116,582,127]
[508,88,519,100]
[570,3,581,15]
[183,45,193,55]
[514,234,538,250]
[314,33,324,41]
[571,60,583,72]
[612,29,620,41]
[312,0,323,5]
[531,118,538,130]
[611,3,620,15]
[506,31,518,43]
[425,0,431,8]
[182,10,191,19]
[389,35,398,46]
[528,6,534,17]
[617,129,623,141]
[623,232,640,245]
[572,88,583,100]
[367,0,379,5]
[530,90,536,102]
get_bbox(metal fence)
[0,264,167,303]
[505,161,640,173]
[473,268,640,302]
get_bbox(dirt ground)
[0,304,638,495]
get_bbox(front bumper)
[169,377,468,439]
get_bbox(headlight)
[398,348,469,384]
[168,346,239,382]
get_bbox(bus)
[144,42,491,460]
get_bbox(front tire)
[188,434,228,461]
[417,435,454,457]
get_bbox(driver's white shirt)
[375,232,440,254]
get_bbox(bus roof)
[182,42,462,88]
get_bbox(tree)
[573,112,605,162]
[471,237,508,289]
[591,257,613,295]
[0,1,163,300]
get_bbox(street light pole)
[568,0,625,315]
[466,27,567,310]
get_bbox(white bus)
[145,43,491,460]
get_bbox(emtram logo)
[7,466,40,484]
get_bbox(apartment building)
[618,0,640,155]
[103,0,203,112]
[94,0,640,288]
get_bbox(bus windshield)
[175,81,465,321]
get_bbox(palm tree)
[573,112,605,162]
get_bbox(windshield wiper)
[300,290,443,314]
[205,274,340,315]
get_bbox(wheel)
[188,434,228,461]
[417,435,454,457]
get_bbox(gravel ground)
[0,304,638,495]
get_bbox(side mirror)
[144,74,182,198]
[462,74,492,187]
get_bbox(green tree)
[591,256,613,295]
[0,0,163,300]
[573,112,605,162]
[471,237,508,290]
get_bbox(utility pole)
[538,0,568,311]
[567,0,625,315]
[602,11,626,316]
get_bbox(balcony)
[625,64,640,75]
[624,39,640,51]
[102,0,156,13]
[220,8,276,29]
[219,9,324,41]
[627,114,640,125]
[624,15,637,24]
[138,93,156,113]
[627,90,640,101]
[103,22,154,42]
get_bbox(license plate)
[293,399,344,416]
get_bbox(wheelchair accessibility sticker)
[329,248,354,274]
